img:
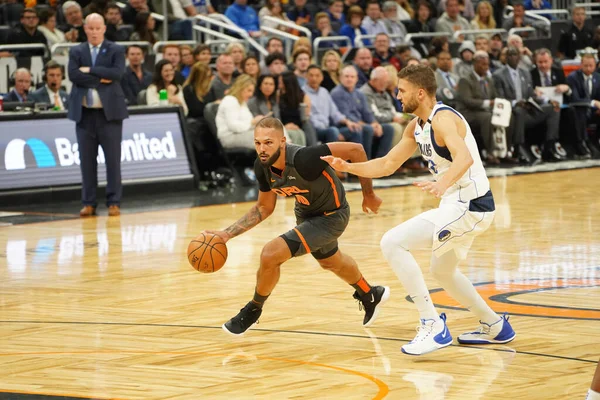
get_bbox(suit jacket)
[531,65,567,88]
[4,90,27,102]
[67,40,128,123]
[29,86,69,110]
[435,70,459,91]
[567,70,600,103]
[457,73,497,112]
[493,66,541,103]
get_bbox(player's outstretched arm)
[325,142,382,213]
[322,118,418,179]
[414,111,473,197]
[206,191,277,243]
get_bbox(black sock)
[351,276,372,296]
[251,290,270,308]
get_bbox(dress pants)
[510,103,559,145]
[76,107,123,207]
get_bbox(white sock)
[587,389,600,400]
[430,251,500,325]
[380,217,439,321]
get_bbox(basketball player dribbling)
[322,64,516,355]
[206,117,390,336]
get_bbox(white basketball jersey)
[414,102,490,202]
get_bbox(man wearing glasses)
[7,8,48,57]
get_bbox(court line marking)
[0,320,596,365]
[0,349,389,400]
[0,388,121,400]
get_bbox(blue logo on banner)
[4,138,56,170]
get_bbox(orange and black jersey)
[255,144,348,218]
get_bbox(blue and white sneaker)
[401,313,453,356]
[457,314,516,345]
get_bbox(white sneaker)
[457,314,516,345]
[401,313,453,356]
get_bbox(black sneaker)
[353,286,390,327]
[222,302,262,336]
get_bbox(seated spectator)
[313,12,340,49]
[60,1,87,43]
[501,1,548,39]
[567,53,600,158]
[457,51,504,165]
[259,37,284,73]
[362,0,386,36]
[8,8,48,57]
[216,74,265,149]
[162,44,185,85]
[259,0,292,32]
[192,0,215,14]
[470,1,496,38]
[304,64,363,144]
[353,48,373,88]
[429,36,450,57]
[292,48,311,87]
[225,0,261,38]
[380,1,408,48]
[435,51,459,101]
[340,6,370,47]
[531,48,570,96]
[206,54,236,103]
[130,11,159,44]
[292,37,313,58]
[287,0,314,26]
[122,0,150,25]
[104,3,128,41]
[558,6,594,60]
[507,34,533,70]
[150,0,196,40]
[489,33,504,66]
[121,44,152,105]
[226,42,246,77]
[454,40,475,79]
[331,66,394,159]
[146,59,188,115]
[395,0,414,21]
[438,0,474,20]
[524,0,552,20]
[435,0,470,42]
[37,9,66,50]
[360,66,406,147]
[321,50,342,92]
[180,45,195,79]
[183,62,212,118]
[326,0,345,26]
[372,33,402,71]
[241,55,260,81]
[278,71,316,146]
[30,60,68,110]
[4,68,32,102]
[248,74,280,122]
[492,47,562,164]
[193,44,212,64]
[265,52,287,76]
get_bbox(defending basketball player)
[321,64,516,355]
[205,117,389,336]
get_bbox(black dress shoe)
[575,141,592,159]
[517,144,539,165]
[542,146,563,162]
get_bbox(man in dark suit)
[7,8,48,57]
[29,60,69,110]
[67,13,128,217]
[4,68,32,102]
[493,47,563,164]
[567,53,600,159]
[457,51,503,165]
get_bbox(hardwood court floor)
[0,168,599,399]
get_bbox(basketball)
[187,233,228,273]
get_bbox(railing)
[354,33,405,48]
[193,25,242,44]
[508,27,537,37]
[526,9,570,19]
[0,44,48,57]
[404,32,451,45]
[260,26,300,59]
[504,5,552,28]
[262,16,311,41]
[194,14,267,57]
[312,36,352,64]
[573,2,600,15]
[452,28,507,41]
[152,40,197,54]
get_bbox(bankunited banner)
[0,110,192,190]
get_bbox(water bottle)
[158,89,168,106]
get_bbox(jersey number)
[428,160,438,174]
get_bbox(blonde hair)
[184,62,212,100]
[473,1,496,29]
[293,37,313,57]
[399,0,415,19]
[227,74,256,103]
[320,50,342,84]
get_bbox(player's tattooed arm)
[224,205,265,238]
